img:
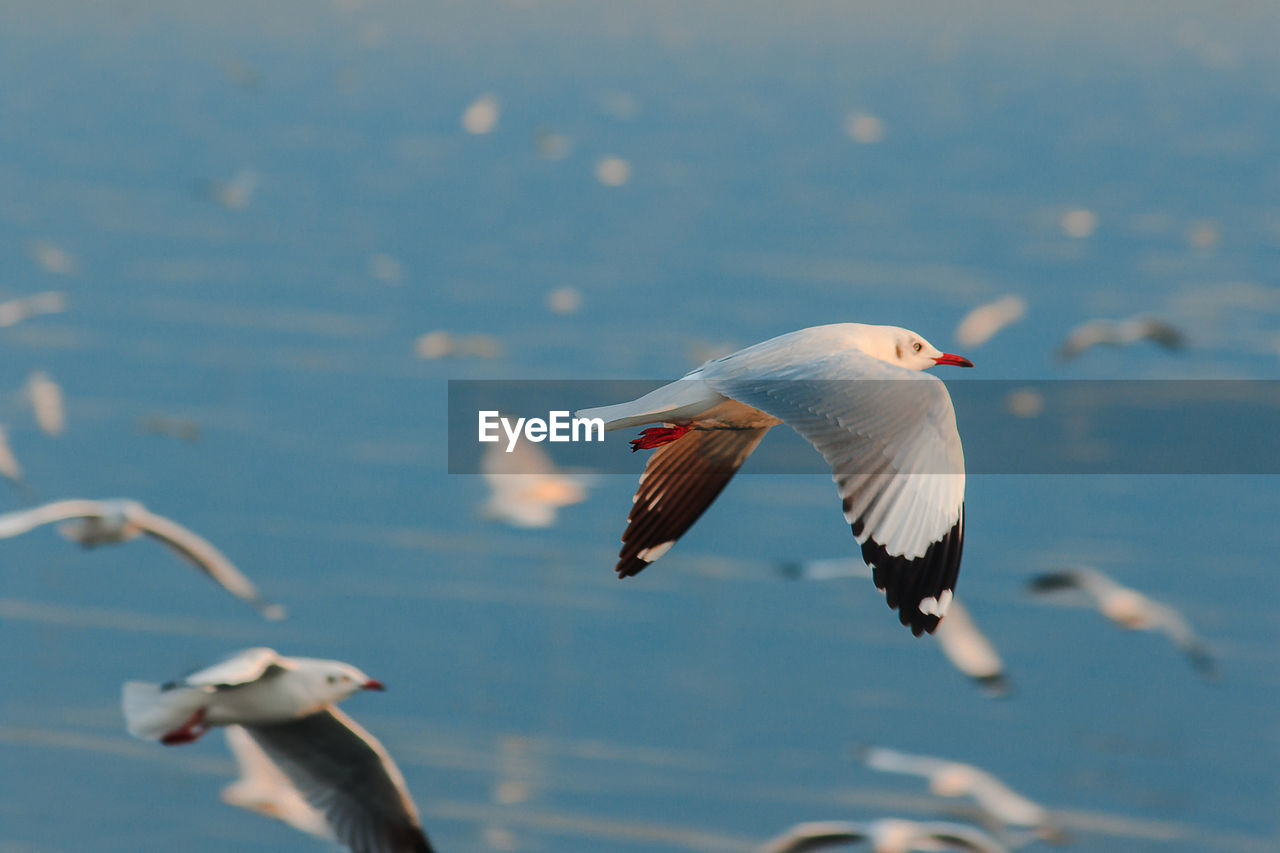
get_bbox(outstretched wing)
[705,350,965,634]
[132,507,284,620]
[244,708,434,853]
[618,420,771,577]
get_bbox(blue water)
[1,3,1277,851]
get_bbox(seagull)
[0,425,28,494]
[0,290,67,328]
[222,724,334,840]
[1028,567,1216,675]
[577,323,973,635]
[954,296,1027,348]
[760,819,1008,853]
[1056,316,1185,361]
[127,648,435,853]
[933,599,1010,697]
[24,370,64,436]
[864,748,1066,843]
[481,430,587,528]
[776,559,1007,695]
[0,498,284,620]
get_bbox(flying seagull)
[0,498,284,619]
[481,429,588,528]
[127,648,434,853]
[578,323,973,635]
[954,296,1026,348]
[1056,316,1185,361]
[864,748,1066,843]
[1028,567,1216,675]
[775,559,1007,695]
[760,819,1008,853]
[933,599,1010,697]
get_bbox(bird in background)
[954,296,1026,348]
[579,323,973,635]
[24,369,64,436]
[126,648,434,853]
[775,558,1008,697]
[863,747,1067,844]
[481,426,588,528]
[759,818,1010,853]
[1056,316,1186,361]
[0,498,284,620]
[1027,567,1216,676]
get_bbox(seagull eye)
[912,342,923,353]
[326,675,337,684]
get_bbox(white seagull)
[933,599,1010,697]
[577,323,973,635]
[481,429,588,528]
[775,560,1007,695]
[24,370,64,436]
[760,819,1008,853]
[1056,316,1185,361]
[1028,567,1216,675]
[864,748,1066,843]
[954,296,1026,348]
[127,648,435,853]
[0,498,284,620]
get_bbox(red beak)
[362,679,386,691]
[933,353,974,368]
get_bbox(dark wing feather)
[244,708,433,853]
[617,426,770,577]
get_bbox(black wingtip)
[858,507,964,637]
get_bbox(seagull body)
[1057,316,1185,361]
[481,433,587,528]
[864,748,1064,842]
[1028,567,1215,674]
[954,296,1026,348]
[130,649,434,852]
[0,498,283,619]
[25,370,64,436]
[761,819,1008,853]
[933,599,1009,697]
[578,323,973,635]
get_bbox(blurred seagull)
[0,425,27,493]
[222,725,334,840]
[864,748,1066,843]
[954,297,1027,348]
[481,431,588,529]
[761,819,1008,853]
[0,498,284,620]
[777,560,1007,696]
[127,648,435,853]
[1056,316,1186,361]
[24,370,64,436]
[0,291,67,327]
[933,599,1010,698]
[1028,567,1216,675]
[578,323,973,636]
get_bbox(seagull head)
[304,660,386,702]
[857,325,974,371]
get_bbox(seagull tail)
[575,377,721,432]
[122,681,206,741]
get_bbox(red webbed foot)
[629,424,691,452]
